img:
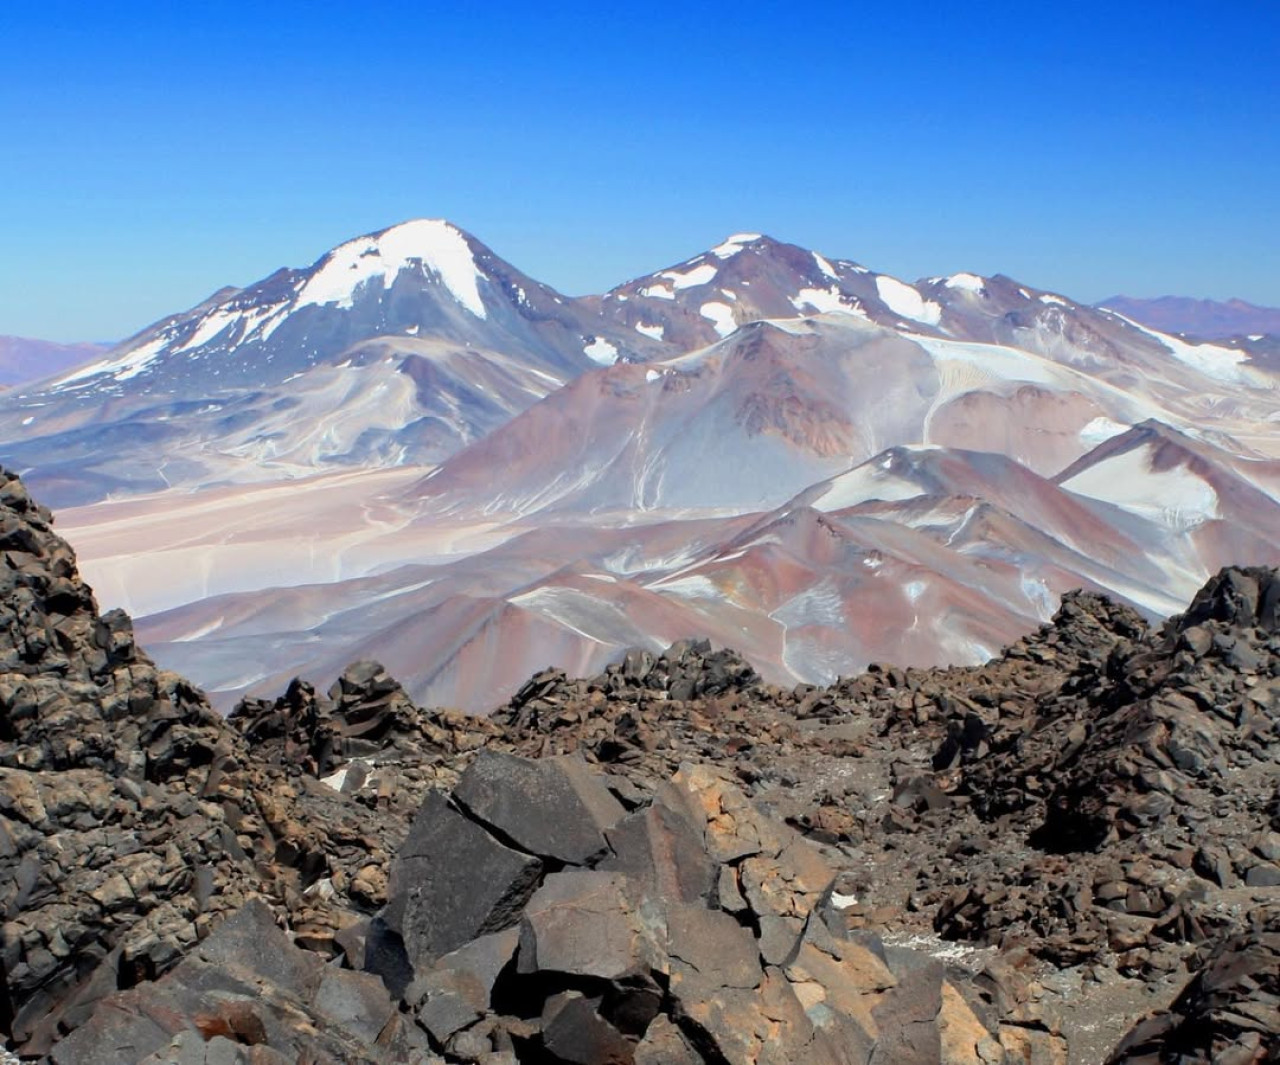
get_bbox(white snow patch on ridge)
[814,462,925,511]
[296,219,487,318]
[711,233,762,259]
[661,263,719,290]
[909,334,1064,388]
[875,276,942,326]
[176,308,242,353]
[1061,443,1222,529]
[945,273,985,293]
[790,287,864,317]
[652,574,720,599]
[700,302,737,337]
[1114,314,1252,384]
[56,336,169,387]
[813,252,840,280]
[1079,417,1130,447]
[635,322,665,341]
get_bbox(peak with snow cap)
[297,219,488,317]
[2,219,1276,513]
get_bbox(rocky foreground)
[0,464,1277,1064]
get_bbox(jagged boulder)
[1106,908,1280,1064]
[380,790,543,975]
[453,750,626,865]
[370,752,1051,1064]
[48,901,419,1065]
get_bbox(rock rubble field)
[0,464,1276,1064]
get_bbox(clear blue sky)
[3,0,1277,341]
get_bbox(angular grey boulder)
[50,901,411,1065]
[518,871,663,981]
[382,791,543,970]
[409,927,520,1045]
[453,750,626,865]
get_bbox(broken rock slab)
[49,900,414,1065]
[518,870,666,982]
[381,791,543,972]
[453,750,626,865]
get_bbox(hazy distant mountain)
[1096,295,1280,339]
[0,336,108,387]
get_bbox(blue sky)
[3,0,1277,341]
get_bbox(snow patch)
[1061,443,1222,529]
[1039,294,1069,306]
[909,334,1064,388]
[945,273,985,294]
[56,335,169,387]
[1115,314,1252,384]
[635,322,665,341]
[653,574,720,598]
[814,461,925,511]
[178,307,242,352]
[875,276,942,325]
[790,287,864,317]
[640,283,676,300]
[813,252,840,280]
[583,337,619,365]
[661,263,719,290]
[645,369,662,383]
[772,579,847,628]
[1079,417,1130,446]
[710,233,762,259]
[700,301,737,337]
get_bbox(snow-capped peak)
[710,233,764,259]
[944,272,986,293]
[295,219,488,318]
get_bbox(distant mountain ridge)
[4,217,1276,711]
[0,335,109,387]
[3,219,1274,507]
[1097,295,1280,339]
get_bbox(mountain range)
[0,335,108,388]
[3,220,1277,711]
[1097,294,1280,339]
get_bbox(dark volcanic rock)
[453,749,625,864]
[366,754,1034,1064]
[1106,910,1280,1064]
[380,790,543,974]
[49,901,412,1065]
